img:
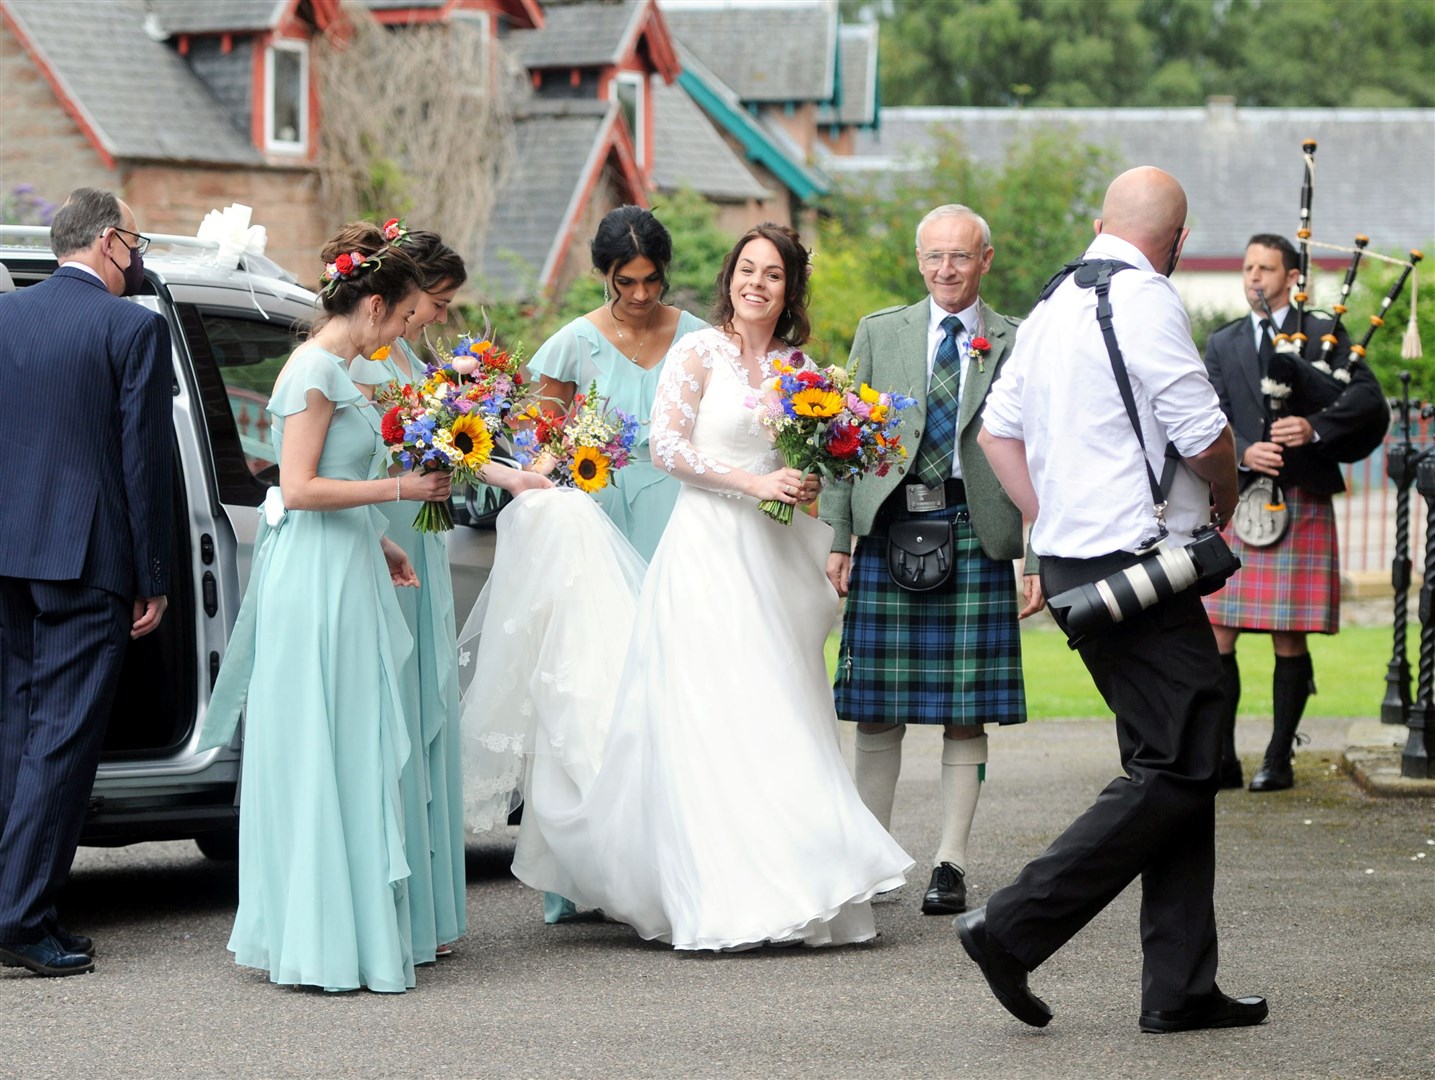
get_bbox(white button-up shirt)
[924,297,981,480]
[982,234,1228,557]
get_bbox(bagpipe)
[1258,137,1420,462]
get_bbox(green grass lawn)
[825,623,1409,720]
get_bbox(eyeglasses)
[920,250,979,269]
[108,227,151,256]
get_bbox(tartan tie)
[912,314,964,488]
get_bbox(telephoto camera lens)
[1048,542,1201,637]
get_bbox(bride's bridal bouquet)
[751,355,914,524]
[515,381,639,495]
[376,334,535,532]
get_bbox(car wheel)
[195,828,240,860]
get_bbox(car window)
[179,303,306,504]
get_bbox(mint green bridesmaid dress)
[203,346,416,992]
[350,339,467,961]
[528,312,707,561]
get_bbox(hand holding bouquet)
[751,353,914,524]
[376,334,536,531]
[513,381,638,494]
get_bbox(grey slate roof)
[816,22,876,128]
[659,0,836,104]
[4,0,263,166]
[651,75,770,201]
[839,105,1435,260]
[508,0,643,69]
[149,0,288,34]
[481,100,615,297]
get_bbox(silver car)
[0,228,497,857]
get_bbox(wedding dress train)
[461,329,912,950]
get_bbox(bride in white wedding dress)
[461,224,913,950]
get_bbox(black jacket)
[1203,309,1388,496]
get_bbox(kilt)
[833,501,1027,727]
[1203,485,1339,633]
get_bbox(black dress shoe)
[954,908,1052,1028]
[1248,758,1293,792]
[921,862,967,915]
[51,925,94,957]
[1218,758,1244,790]
[1140,989,1269,1033]
[0,935,95,977]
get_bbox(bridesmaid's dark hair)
[318,222,420,317]
[591,205,673,301]
[711,222,811,348]
[404,229,468,292]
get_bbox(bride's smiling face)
[728,238,786,325]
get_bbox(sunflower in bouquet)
[750,353,915,524]
[513,381,639,495]
[375,333,536,532]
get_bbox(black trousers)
[0,577,130,943]
[985,555,1223,1012]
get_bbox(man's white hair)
[915,204,992,251]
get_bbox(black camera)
[1047,526,1241,640]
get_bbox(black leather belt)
[876,477,967,527]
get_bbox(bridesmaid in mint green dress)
[527,206,705,922]
[350,230,550,962]
[201,224,450,993]
[530,207,706,563]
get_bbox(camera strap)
[1042,259,1180,531]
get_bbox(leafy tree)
[856,0,1435,108]
[812,126,1115,360]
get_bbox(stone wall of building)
[121,163,327,283]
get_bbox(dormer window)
[612,71,646,168]
[265,40,308,154]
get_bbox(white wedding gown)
[460,328,913,950]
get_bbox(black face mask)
[107,241,145,296]
[1163,231,1183,278]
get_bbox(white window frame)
[264,39,309,155]
[611,71,646,168]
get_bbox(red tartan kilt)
[1203,486,1339,633]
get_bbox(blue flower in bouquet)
[510,427,540,466]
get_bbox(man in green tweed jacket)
[822,204,1040,916]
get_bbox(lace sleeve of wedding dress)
[649,330,751,498]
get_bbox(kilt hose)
[1204,485,1340,634]
[834,501,1027,728]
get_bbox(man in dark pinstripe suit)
[0,188,173,976]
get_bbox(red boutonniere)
[969,335,991,372]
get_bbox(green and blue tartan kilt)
[833,503,1027,727]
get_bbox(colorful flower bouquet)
[751,354,914,524]
[516,381,639,495]
[376,334,535,532]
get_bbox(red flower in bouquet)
[826,422,862,459]
[796,370,826,387]
[380,404,406,445]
